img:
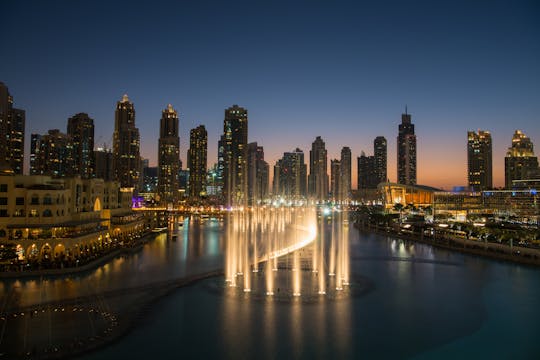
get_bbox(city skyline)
[1,0,539,189]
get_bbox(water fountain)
[224,205,350,301]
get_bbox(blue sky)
[2,0,539,188]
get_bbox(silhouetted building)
[468,130,492,190]
[0,82,25,174]
[188,125,208,198]
[222,105,248,206]
[397,109,416,185]
[113,94,140,191]
[330,159,341,200]
[308,136,328,201]
[340,146,351,201]
[374,136,387,184]
[505,130,539,188]
[247,142,269,204]
[357,152,377,189]
[67,113,94,179]
[30,129,74,177]
[95,147,114,181]
[158,104,180,203]
[274,148,307,198]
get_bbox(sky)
[1,0,539,190]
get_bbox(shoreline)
[355,222,540,267]
[0,232,156,280]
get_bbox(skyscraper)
[188,125,208,198]
[467,130,492,190]
[340,146,351,201]
[330,159,341,200]
[274,148,307,198]
[0,82,25,174]
[95,147,114,181]
[308,136,328,201]
[247,142,269,204]
[374,136,387,184]
[158,104,180,203]
[505,130,539,188]
[30,129,74,177]
[67,113,94,179]
[397,109,417,185]
[357,152,377,189]
[113,94,141,192]
[222,105,248,206]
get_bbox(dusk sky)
[2,0,539,189]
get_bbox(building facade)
[30,130,74,177]
[247,142,269,204]
[467,130,492,190]
[308,136,328,201]
[273,148,307,198]
[94,147,114,182]
[374,136,387,184]
[340,147,351,201]
[0,82,25,174]
[158,104,180,203]
[330,159,341,200]
[188,125,208,199]
[0,174,142,262]
[113,94,141,192]
[397,109,416,185]
[505,130,538,188]
[67,113,95,179]
[222,105,248,206]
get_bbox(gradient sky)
[1,0,539,189]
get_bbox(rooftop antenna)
[405,105,408,115]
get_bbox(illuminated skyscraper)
[340,146,351,201]
[113,94,141,192]
[30,129,74,177]
[505,130,538,188]
[374,136,387,184]
[308,136,328,201]
[0,82,25,174]
[222,105,248,206]
[158,104,180,203]
[274,148,307,198]
[397,109,416,185]
[247,142,269,204]
[188,125,208,198]
[67,113,94,179]
[467,130,492,190]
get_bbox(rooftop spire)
[121,94,130,103]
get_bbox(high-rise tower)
[158,104,180,203]
[188,125,208,198]
[308,136,328,201]
[247,142,269,204]
[113,94,141,192]
[505,130,538,188]
[274,148,307,198]
[0,82,25,174]
[340,146,351,201]
[397,109,416,185]
[374,136,387,184]
[467,130,492,190]
[222,105,248,206]
[67,113,94,179]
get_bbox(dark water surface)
[83,221,540,359]
[2,217,539,359]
